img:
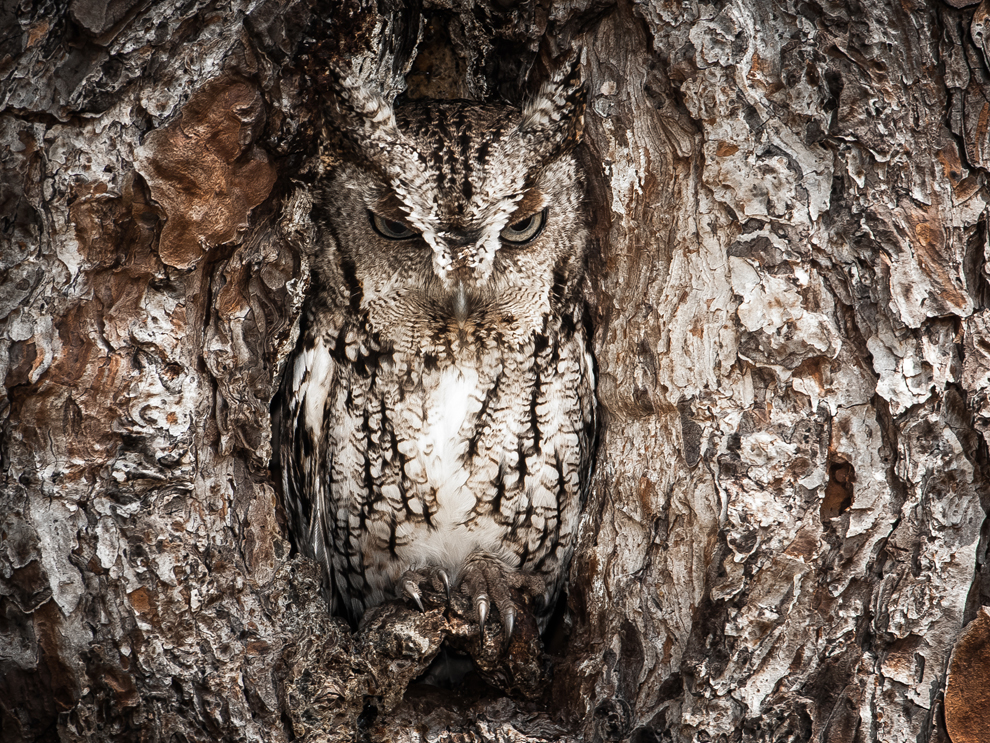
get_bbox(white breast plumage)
[396,364,506,578]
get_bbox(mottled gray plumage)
[278,62,595,635]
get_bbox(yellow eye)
[500,209,547,245]
[369,211,417,239]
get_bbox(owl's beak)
[453,280,471,325]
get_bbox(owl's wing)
[277,336,338,608]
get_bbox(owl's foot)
[398,566,450,612]
[458,553,545,644]
[394,554,548,698]
[438,552,547,698]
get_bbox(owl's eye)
[370,212,417,239]
[500,209,547,245]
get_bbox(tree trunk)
[2,0,989,741]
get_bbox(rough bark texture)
[3,0,990,741]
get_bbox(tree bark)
[2,1,989,741]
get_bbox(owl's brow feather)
[508,188,545,221]
[372,191,409,222]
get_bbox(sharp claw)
[438,569,450,599]
[475,593,489,644]
[503,606,516,641]
[404,580,425,612]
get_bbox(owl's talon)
[503,605,516,641]
[438,569,451,599]
[475,593,490,643]
[404,580,425,612]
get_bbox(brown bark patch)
[820,460,854,521]
[716,141,739,157]
[946,607,990,743]
[895,197,969,317]
[135,76,276,269]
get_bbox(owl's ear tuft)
[318,60,403,168]
[519,53,587,160]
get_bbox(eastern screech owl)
[277,61,595,641]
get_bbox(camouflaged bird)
[277,59,596,643]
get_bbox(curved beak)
[453,280,470,325]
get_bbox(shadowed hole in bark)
[821,460,855,522]
[357,702,378,731]
[592,698,632,742]
[677,398,703,467]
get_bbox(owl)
[277,59,595,644]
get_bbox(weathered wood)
[2,1,989,741]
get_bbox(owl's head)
[317,60,589,343]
